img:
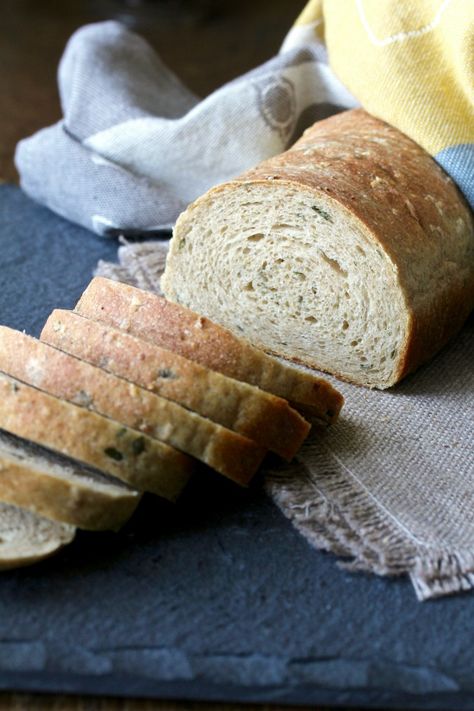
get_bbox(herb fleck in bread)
[0,430,140,531]
[41,310,311,460]
[161,109,474,388]
[0,326,265,485]
[75,277,344,422]
[0,502,75,571]
[0,372,193,500]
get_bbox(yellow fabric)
[294,0,322,28]
[292,0,474,206]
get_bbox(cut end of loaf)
[162,182,408,388]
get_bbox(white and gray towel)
[15,21,357,236]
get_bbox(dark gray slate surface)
[0,184,473,710]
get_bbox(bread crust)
[41,309,311,460]
[76,277,343,422]
[166,109,474,387]
[0,372,193,500]
[0,326,266,484]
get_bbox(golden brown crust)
[75,277,343,421]
[0,326,265,484]
[0,447,140,531]
[0,372,193,499]
[229,109,474,386]
[395,286,474,386]
[41,309,311,461]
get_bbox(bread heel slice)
[0,371,193,500]
[0,325,265,484]
[0,502,75,571]
[0,430,140,531]
[41,310,311,461]
[75,277,343,422]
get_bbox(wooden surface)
[0,696,337,711]
[0,2,366,710]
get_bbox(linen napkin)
[96,241,474,602]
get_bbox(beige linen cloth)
[96,241,474,601]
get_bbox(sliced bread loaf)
[41,310,311,460]
[0,430,140,531]
[0,502,75,571]
[75,277,343,422]
[0,372,193,500]
[161,109,474,388]
[0,326,266,484]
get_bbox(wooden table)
[0,696,332,711]
[0,2,366,709]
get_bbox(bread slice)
[0,502,75,571]
[41,310,311,460]
[75,277,344,423]
[0,372,193,500]
[0,429,140,531]
[161,109,474,388]
[0,326,265,484]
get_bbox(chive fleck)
[132,437,146,456]
[157,368,178,380]
[104,447,123,461]
[311,206,333,222]
[75,390,93,407]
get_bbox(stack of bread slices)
[0,277,343,570]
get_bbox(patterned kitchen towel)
[14,19,356,236]
[96,240,474,602]
[15,1,474,236]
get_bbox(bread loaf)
[0,372,193,499]
[0,326,266,485]
[41,309,311,460]
[161,109,474,388]
[75,277,343,422]
[0,430,140,531]
[0,502,75,571]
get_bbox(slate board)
[0,184,474,710]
